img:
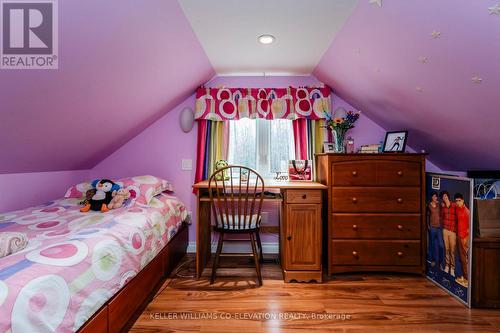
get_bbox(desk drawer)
[332,187,421,213]
[331,240,421,266]
[286,190,322,204]
[332,161,421,186]
[331,214,421,239]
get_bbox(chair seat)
[216,214,260,230]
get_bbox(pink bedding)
[0,193,187,333]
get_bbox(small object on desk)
[274,171,289,181]
[288,160,312,181]
[240,169,249,182]
[215,160,230,180]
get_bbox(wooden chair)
[208,165,265,286]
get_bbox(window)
[228,118,295,178]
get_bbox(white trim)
[187,241,279,254]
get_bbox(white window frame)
[228,118,295,179]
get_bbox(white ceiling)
[179,0,358,75]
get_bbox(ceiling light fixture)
[258,34,275,45]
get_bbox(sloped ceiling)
[314,0,500,171]
[0,0,214,174]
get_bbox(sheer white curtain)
[228,119,295,178]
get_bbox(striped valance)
[195,86,331,121]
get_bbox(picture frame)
[288,160,312,181]
[323,142,336,153]
[425,173,474,307]
[382,130,408,153]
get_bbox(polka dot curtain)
[195,86,331,121]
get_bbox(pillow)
[64,181,92,198]
[115,175,174,205]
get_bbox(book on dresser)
[316,153,426,275]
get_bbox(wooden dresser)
[316,153,426,275]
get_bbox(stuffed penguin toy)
[80,179,119,213]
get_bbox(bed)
[0,191,188,333]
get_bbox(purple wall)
[314,0,500,171]
[91,75,395,246]
[0,170,90,212]
[0,0,214,174]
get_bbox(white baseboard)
[187,241,279,254]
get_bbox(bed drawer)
[331,240,421,266]
[331,160,421,186]
[78,307,108,333]
[108,251,163,332]
[331,214,421,239]
[332,187,421,213]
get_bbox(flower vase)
[333,129,346,153]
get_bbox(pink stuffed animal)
[108,188,131,209]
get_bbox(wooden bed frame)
[77,222,189,333]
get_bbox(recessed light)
[258,34,275,45]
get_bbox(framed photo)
[425,173,474,307]
[382,130,408,153]
[288,160,312,181]
[323,142,335,153]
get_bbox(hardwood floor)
[130,255,499,333]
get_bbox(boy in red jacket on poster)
[455,193,470,287]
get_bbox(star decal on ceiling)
[488,4,500,15]
[355,48,361,55]
[416,86,423,92]
[373,67,381,73]
[418,56,428,64]
[369,0,382,7]
[471,76,483,84]
[431,31,441,39]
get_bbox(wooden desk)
[193,180,327,282]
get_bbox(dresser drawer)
[332,187,421,213]
[331,240,421,266]
[286,190,322,204]
[332,161,376,186]
[331,160,421,186]
[376,161,421,186]
[331,214,421,239]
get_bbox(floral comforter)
[0,193,187,333]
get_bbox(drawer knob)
[287,236,292,241]
[302,194,307,199]
[352,224,358,231]
[352,197,358,203]
[397,224,404,231]
[397,171,403,176]
[352,171,358,177]
[397,198,403,203]
[397,251,404,257]
[352,251,359,258]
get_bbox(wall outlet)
[181,159,192,170]
[261,211,269,224]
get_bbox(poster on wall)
[425,173,473,307]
